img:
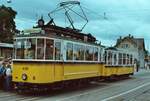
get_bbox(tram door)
[53,40,64,81]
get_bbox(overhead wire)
[81,5,127,37]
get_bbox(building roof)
[115,35,146,51]
[0,43,13,48]
[134,38,145,50]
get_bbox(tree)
[0,5,17,43]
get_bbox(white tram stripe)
[101,82,150,101]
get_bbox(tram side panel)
[103,48,135,77]
[101,66,117,77]
[13,61,104,84]
[12,61,55,84]
[54,63,103,81]
[63,63,101,80]
[101,66,134,77]
[116,66,134,75]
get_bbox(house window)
[122,44,129,48]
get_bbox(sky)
[0,0,150,50]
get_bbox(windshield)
[14,38,57,60]
[15,38,36,59]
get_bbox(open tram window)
[99,48,102,62]
[85,46,94,61]
[123,53,126,65]
[127,54,130,65]
[118,53,122,65]
[66,43,73,60]
[45,39,54,60]
[37,39,45,59]
[130,54,133,65]
[108,51,112,65]
[73,44,85,61]
[104,51,107,63]
[114,53,117,65]
[55,41,61,60]
[94,47,98,61]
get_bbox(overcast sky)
[0,0,150,50]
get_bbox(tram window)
[123,53,126,65]
[66,43,73,60]
[85,46,94,61]
[16,39,25,59]
[94,47,98,61]
[55,41,61,60]
[127,54,130,65]
[130,55,133,65]
[16,39,36,59]
[45,39,54,60]
[104,51,107,63]
[108,51,112,65]
[37,39,44,59]
[99,48,102,62]
[24,39,36,59]
[74,44,85,60]
[114,54,117,65]
[118,53,122,65]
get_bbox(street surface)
[0,69,150,101]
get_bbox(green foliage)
[0,5,17,43]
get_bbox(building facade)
[0,43,13,59]
[115,34,146,69]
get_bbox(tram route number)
[22,67,29,70]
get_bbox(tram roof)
[105,47,118,51]
[16,24,96,41]
[15,27,102,47]
[15,35,102,47]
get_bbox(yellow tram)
[12,26,134,90]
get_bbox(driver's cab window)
[16,38,36,59]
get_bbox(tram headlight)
[22,73,27,80]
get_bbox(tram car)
[12,24,134,91]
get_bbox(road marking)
[56,85,109,101]
[101,82,150,101]
[56,81,150,101]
